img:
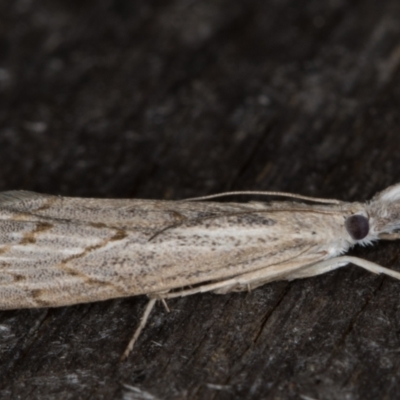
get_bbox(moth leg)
[121,298,156,361]
[161,298,170,312]
[150,263,315,299]
[220,256,400,290]
[286,256,400,281]
[149,278,248,299]
[151,255,400,302]
[125,255,400,359]
[283,258,349,280]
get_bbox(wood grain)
[0,0,400,399]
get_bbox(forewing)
[0,191,351,308]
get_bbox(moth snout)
[345,214,369,241]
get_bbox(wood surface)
[1,1,400,399]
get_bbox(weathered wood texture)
[0,0,400,399]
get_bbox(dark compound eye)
[345,214,369,240]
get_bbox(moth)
[1,184,400,359]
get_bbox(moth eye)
[345,214,369,240]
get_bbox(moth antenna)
[121,298,157,361]
[184,191,342,204]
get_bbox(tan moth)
[1,184,400,358]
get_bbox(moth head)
[366,183,400,240]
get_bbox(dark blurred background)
[1,1,400,399]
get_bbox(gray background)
[1,0,400,399]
